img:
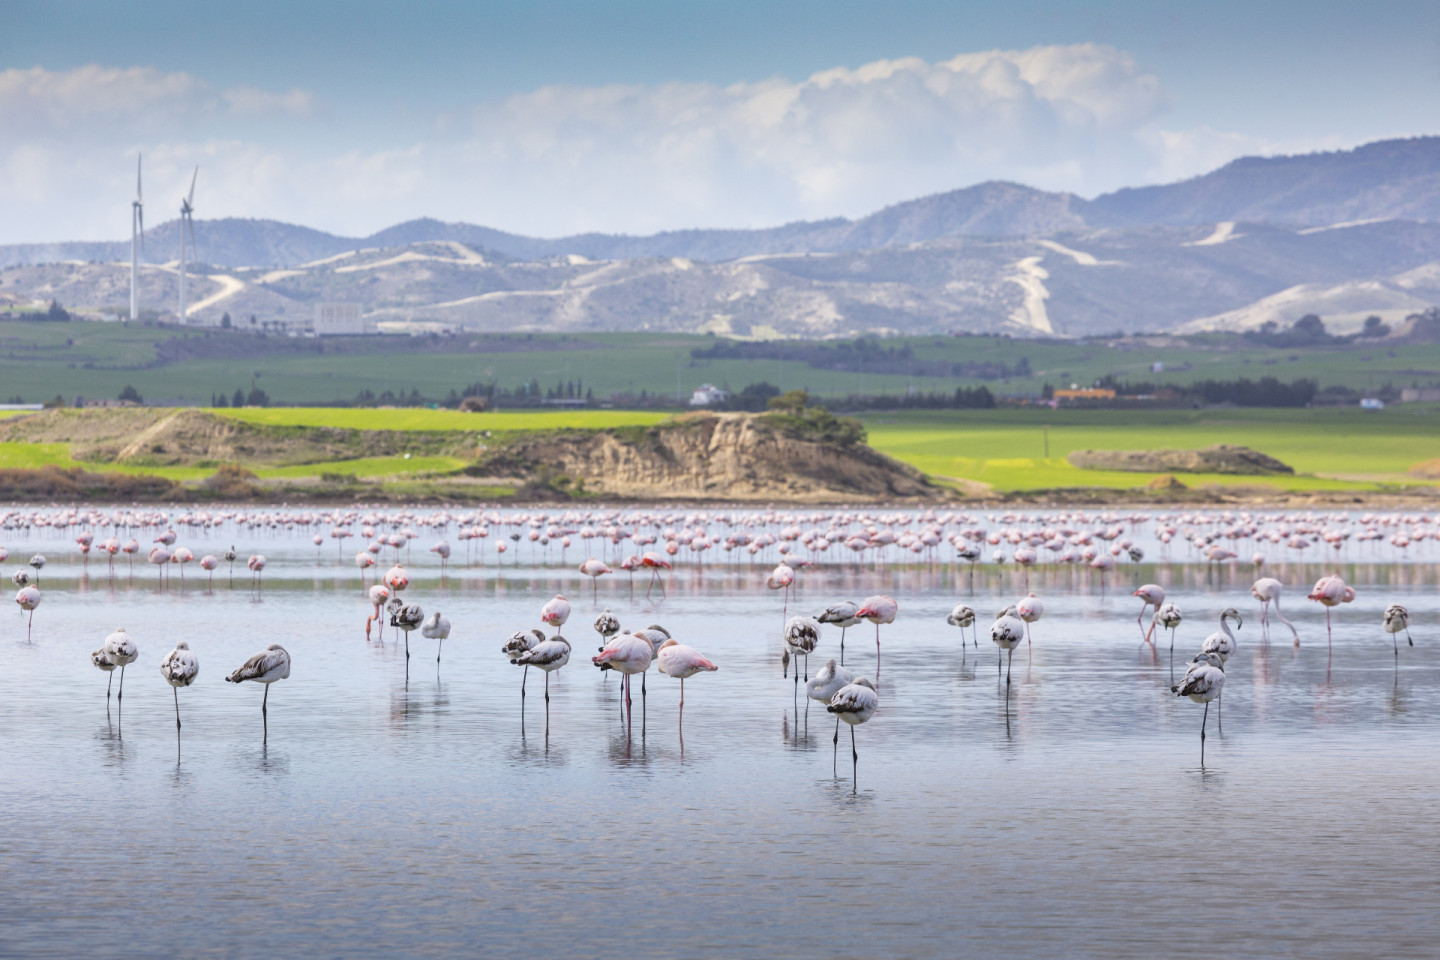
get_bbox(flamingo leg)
[544,671,550,704]
[850,725,858,793]
[437,638,444,663]
[1200,701,1209,764]
[840,626,846,665]
[833,716,840,776]
[174,687,181,728]
[106,672,113,700]
[521,664,528,699]
[118,663,126,701]
[263,683,269,716]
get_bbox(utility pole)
[1043,426,1050,459]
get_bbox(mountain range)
[3,136,1440,338]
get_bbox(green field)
[859,407,1440,493]
[2,319,1438,407]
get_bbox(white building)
[313,302,372,336]
[689,383,729,407]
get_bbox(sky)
[3,0,1439,244]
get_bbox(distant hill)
[5,136,1437,270]
[1088,136,1440,227]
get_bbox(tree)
[246,387,270,407]
[45,300,71,322]
[221,312,232,329]
[1362,315,1391,338]
[214,392,228,408]
[118,384,143,404]
[1292,314,1327,338]
[232,388,245,407]
[768,389,811,413]
[249,315,257,327]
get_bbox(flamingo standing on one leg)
[579,558,612,605]
[92,645,117,700]
[1133,584,1165,644]
[1307,574,1354,670]
[768,562,796,620]
[14,585,40,642]
[656,638,717,741]
[422,610,451,662]
[817,600,861,664]
[391,601,425,662]
[1016,593,1044,649]
[540,595,571,631]
[159,641,199,728]
[199,554,217,590]
[225,644,291,737]
[855,595,897,668]
[1200,607,1242,732]
[1251,577,1299,645]
[1156,601,1183,651]
[513,634,571,717]
[991,606,1025,693]
[1172,651,1225,765]
[827,678,878,793]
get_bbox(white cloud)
[0,47,1310,244]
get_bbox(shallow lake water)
[3,510,1439,958]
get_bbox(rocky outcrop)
[471,411,942,502]
[1067,444,1294,475]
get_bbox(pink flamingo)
[1308,574,1354,671]
[200,553,218,589]
[1133,584,1165,643]
[641,552,670,600]
[855,595,897,665]
[656,638,717,739]
[1251,577,1299,645]
[593,632,654,730]
[579,557,612,604]
[540,594,572,629]
[15,585,40,642]
[247,554,267,594]
[365,584,391,640]
[767,562,795,620]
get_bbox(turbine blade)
[137,154,143,202]
[187,166,198,207]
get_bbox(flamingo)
[944,604,979,650]
[1307,574,1355,655]
[28,554,45,585]
[391,601,425,660]
[225,644,292,730]
[767,562,795,619]
[364,584,391,640]
[421,610,452,662]
[14,585,40,642]
[512,634,571,707]
[103,627,138,702]
[159,641,199,728]
[383,564,409,593]
[827,678,878,792]
[655,638,717,737]
[1251,578,1299,645]
[855,595,897,665]
[579,558,612,604]
[222,546,237,586]
[816,600,861,663]
[991,606,1025,690]
[1383,603,1413,658]
[148,546,172,586]
[641,552,671,599]
[247,554,267,593]
[429,539,451,573]
[1155,601,1183,651]
[1201,607,1242,731]
[502,628,546,699]
[630,625,672,698]
[199,553,218,588]
[1172,651,1225,764]
[1133,584,1165,643]
[807,658,857,773]
[1015,593,1044,648]
[783,615,821,687]
[593,609,621,649]
[592,632,653,726]
[91,645,117,700]
[540,595,571,629]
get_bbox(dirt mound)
[1067,444,1293,475]
[1147,474,1188,491]
[1408,458,1440,479]
[470,411,942,502]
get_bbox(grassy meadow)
[3,319,1439,407]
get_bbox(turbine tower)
[177,167,198,325]
[129,155,144,323]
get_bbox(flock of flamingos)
[5,504,1428,783]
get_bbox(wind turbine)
[129,155,144,323]
[177,167,198,325]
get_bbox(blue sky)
[4,0,1439,243]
